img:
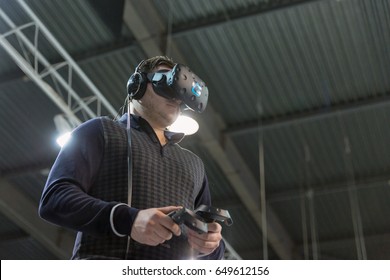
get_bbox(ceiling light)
[56,131,72,147]
[54,114,74,147]
[169,115,199,135]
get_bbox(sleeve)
[38,118,139,237]
[194,175,226,260]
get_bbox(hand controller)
[195,205,233,226]
[168,207,208,234]
[168,205,233,234]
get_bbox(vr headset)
[127,62,208,113]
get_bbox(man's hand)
[187,222,222,255]
[131,206,182,246]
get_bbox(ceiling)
[1,0,390,260]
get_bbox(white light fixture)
[54,114,74,147]
[169,115,199,135]
[56,131,72,147]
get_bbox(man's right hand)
[130,206,182,246]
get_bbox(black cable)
[125,97,133,259]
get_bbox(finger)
[158,206,182,214]
[157,206,183,236]
[160,215,182,236]
[147,233,165,246]
[186,222,221,239]
[153,224,174,240]
[149,226,173,245]
[205,222,222,233]
[188,229,220,242]
[131,208,175,245]
[188,235,219,254]
[188,230,220,246]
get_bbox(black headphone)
[127,60,148,100]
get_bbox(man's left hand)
[187,222,222,255]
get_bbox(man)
[39,56,225,259]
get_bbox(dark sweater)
[39,114,224,259]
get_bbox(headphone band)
[134,59,145,73]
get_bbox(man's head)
[127,56,175,100]
[129,56,181,129]
[128,55,209,113]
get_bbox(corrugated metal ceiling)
[0,0,389,260]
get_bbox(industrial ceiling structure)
[1,0,390,260]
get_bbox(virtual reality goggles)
[146,64,208,113]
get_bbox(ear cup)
[127,60,148,100]
[127,72,148,100]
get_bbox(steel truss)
[0,0,117,128]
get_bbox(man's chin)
[161,113,179,128]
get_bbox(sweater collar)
[119,113,185,144]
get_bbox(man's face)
[134,65,182,128]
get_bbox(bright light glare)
[169,116,199,135]
[56,131,72,147]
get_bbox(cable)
[257,85,268,260]
[300,144,310,260]
[337,114,367,260]
[307,189,319,260]
[125,96,133,259]
[113,97,128,121]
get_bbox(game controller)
[168,205,233,234]
[195,205,233,226]
[168,208,208,234]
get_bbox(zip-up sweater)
[39,114,224,259]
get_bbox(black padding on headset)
[127,60,148,100]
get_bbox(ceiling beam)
[0,178,74,259]
[122,0,163,57]
[268,172,390,203]
[225,92,390,136]
[123,0,296,259]
[294,232,390,259]
[171,0,323,36]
